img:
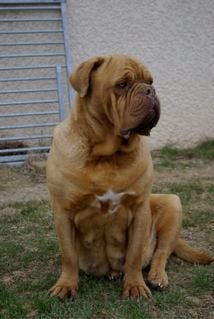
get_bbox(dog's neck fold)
[71,97,140,158]
[91,134,140,157]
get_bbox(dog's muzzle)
[121,84,160,137]
[132,98,160,135]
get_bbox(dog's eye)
[118,82,127,88]
[116,82,128,90]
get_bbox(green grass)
[0,285,26,319]
[155,140,214,161]
[191,266,214,293]
[154,179,211,206]
[183,210,214,228]
[0,141,213,319]
[153,140,214,170]
[153,289,186,308]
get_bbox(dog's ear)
[69,56,105,98]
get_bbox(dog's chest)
[68,153,151,215]
[83,159,145,194]
[91,189,135,215]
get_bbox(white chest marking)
[92,189,135,214]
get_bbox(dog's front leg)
[49,203,79,299]
[123,200,152,299]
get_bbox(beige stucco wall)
[67,0,214,148]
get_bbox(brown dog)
[46,54,213,300]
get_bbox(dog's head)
[70,54,160,137]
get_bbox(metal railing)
[0,65,65,163]
[0,0,72,164]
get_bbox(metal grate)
[0,0,72,164]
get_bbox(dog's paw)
[108,269,123,281]
[49,276,78,299]
[148,269,168,289]
[122,280,151,300]
[49,284,77,299]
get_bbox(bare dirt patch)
[0,163,48,205]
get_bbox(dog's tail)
[173,238,213,265]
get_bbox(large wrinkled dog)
[46,54,213,300]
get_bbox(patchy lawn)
[0,140,213,319]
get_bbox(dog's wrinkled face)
[70,55,160,136]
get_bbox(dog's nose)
[142,84,155,96]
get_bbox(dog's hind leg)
[147,194,182,288]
